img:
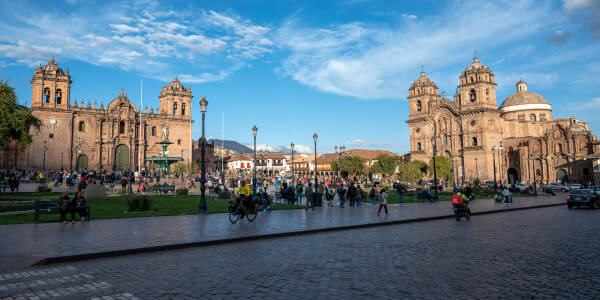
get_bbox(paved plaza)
[0,204,599,299]
[0,194,564,271]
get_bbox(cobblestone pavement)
[1,205,599,299]
[0,194,565,270]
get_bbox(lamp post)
[492,145,498,191]
[198,96,208,213]
[431,136,439,201]
[252,125,258,194]
[530,154,537,196]
[291,142,295,182]
[313,133,318,188]
[128,127,134,194]
[474,157,478,180]
[43,141,48,171]
[334,145,345,180]
[181,149,184,183]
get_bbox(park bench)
[0,182,8,192]
[416,190,433,202]
[153,183,176,194]
[33,199,59,223]
[276,190,296,205]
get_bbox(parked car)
[567,189,599,209]
[484,181,496,189]
[568,184,581,190]
[592,186,600,196]
[514,183,529,192]
[547,183,570,192]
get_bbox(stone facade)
[1,58,194,172]
[406,56,600,186]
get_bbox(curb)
[32,202,565,266]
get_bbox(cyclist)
[455,189,470,210]
[235,180,252,211]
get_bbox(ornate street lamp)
[252,125,258,194]
[43,141,48,171]
[334,145,345,179]
[198,96,208,213]
[313,132,318,192]
[291,142,295,182]
[431,135,438,201]
[474,157,478,180]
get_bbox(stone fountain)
[145,126,183,176]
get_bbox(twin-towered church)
[407,56,599,186]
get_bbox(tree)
[428,156,453,184]
[372,154,399,179]
[396,160,425,184]
[0,80,41,167]
[331,155,366,178]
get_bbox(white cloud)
[109,24,140,34]
[244,143,313,155]
[276,0,555,99]
[401,13,418,20]
[0,2,272,84]
[347,139,393,148]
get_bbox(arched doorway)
[556,169,567,184]
[114,144,130,170]
[76,154,88,171]
[507,168,519,184]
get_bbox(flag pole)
[139,79,143,173]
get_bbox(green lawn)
[0,193,302,225]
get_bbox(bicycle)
[228,195,258,224]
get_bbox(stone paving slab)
[0,193,567,271]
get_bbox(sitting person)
[58,191,76,224]
[74,190,90,222]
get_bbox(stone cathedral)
[406,55,600,186]
[3,58,194,172]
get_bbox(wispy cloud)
[276,0,556,99]
[347,139,393,148]
[244,144,313,155]
[563,0,600,40]
[0,2,272,84]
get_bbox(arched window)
[536,169,541,176]
[556,143,563,153]
[182,103,186,115]
[55,89,62,104]
[417,142,422,151]
[173,102,178,115]
[119,121,125,134]
[529,114,536,122]
[472,137,478,146]
[417,101,422,112]
[443,134,448,145]
[78,121,85,132]
[151,126,156,136]
[469,89,476,102]
[44,88,50,103]
[539,113,546,121]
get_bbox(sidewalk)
[0,194,566,271]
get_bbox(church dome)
[499,80,551,112]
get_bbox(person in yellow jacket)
[235,180,252,211]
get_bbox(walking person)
[347,182,356,207]
[502,187,512,208]
[377,188,389,216]
[305,182,314,211]
[295,181,304,206]
[356,184,364,207]
[369,185,378,206]
[395,183,404,204]
[337,184,346,208]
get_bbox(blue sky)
[1,0,599,155]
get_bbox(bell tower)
[457,55,497,111]
[159,76,192,118]
[30,58,72,109]
[407,69,439,118]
